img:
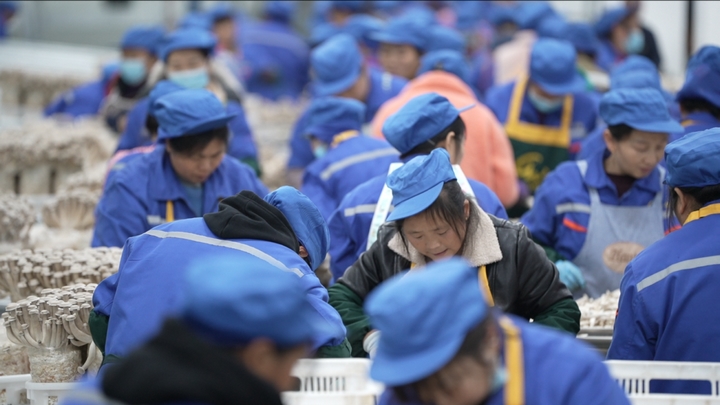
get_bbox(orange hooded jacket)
[370,71,519,207]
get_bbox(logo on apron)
[516,152,551,192]
[602,242,645,274]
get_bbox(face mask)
[490,365,508,393]
[528,88,563,113]
[625,29,645,54]
[120,58,147,85]
[313,145,328,159]
[168,67,210,89]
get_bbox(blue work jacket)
[91,146,267,248]
[379,316,631,405]
[241,20,310,101]
[521,148,669,261]
[596,39,624,73]
[680,111,720,135]
[328,158,508,281]
[44,80,106,118]
[288,69,407,170]
[93,217,347,359]
[115,98,258,163]
[607,200,720,394]
[301,135,400,221]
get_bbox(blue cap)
[453,1,489,31]
[309,23,343,48]
[610,69,661,91]
[369,16,428,51]
[264,187,330,271]
[665,128,720,188]
[386,149,456,221]
[418,50,471,84]
[207,2,234,22]
[426,25,465,53]
[330,0,364,12]
[154,89,236,140]
[536,14,568,39]
[488,4,519,27]
[366,257,490,386]
[182,255,332,347]
[264,1,295,23]
[343,14,384,48]
[517,1,556,31]
[565,23,600,56]
[600,88,683,134]
[160,28,217,62]
[611,55,657,76]
[676,46,720,108]
[383,93,469,154]
[304,97,365,144]
[148,80,184,117]
[311,33,363,97]
[595,7,633,37]
[178,12,212,31]
[120,26,166,55]
[530,38,585,95]
[397,4,437,27]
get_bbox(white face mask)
[528,87,564,113]
[167,67,210,89]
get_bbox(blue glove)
[555,260,586,291]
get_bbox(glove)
[363,330,381,358]
[555,260,586,292]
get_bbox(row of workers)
[72,123,720,402]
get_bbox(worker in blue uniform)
[522,88,682,298]
[608,128,720,395]
[368,258,631,405]
[425,25,466,54]
[370,16,429,81]
[116,28,259,173]
[287,33,406,179]
[676,46,720,136]
[328,93,507,282]
[92,89,267,248]
[63,256,336,405]
[594,6,643,72]
[90,186,349,369]
[240,1,309,101]
[485,38,598,197]
[343,14,384,68]
[44,63,119,119]
[100,26,165,134]
[301,97,399,221]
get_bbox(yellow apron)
[410,263,494,306]
[499,316,525,405]
[166,200,175,223]
[684,203,720,225]
[504,75,574,192]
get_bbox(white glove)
[363,330,381,358]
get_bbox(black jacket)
[329,216,580,357]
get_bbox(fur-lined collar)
[387,202,503,267]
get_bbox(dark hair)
[607,123,634,142]
[213,16,233,25]
[393,180,479,259]
[392,314,495,403]
[400,116,467,160]
[145,114,159,138]
[679,98,720,120]
[666,184,720,224]
[167,126,229,156]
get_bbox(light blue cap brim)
[369,31,423,50]
[535,73,587,95]
[629,119,684,134]
[157,113,236,140]
[387,181,444,221]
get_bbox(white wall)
[693,1,720,52]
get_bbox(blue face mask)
[313,145,328,159]
[120,59,147,85]
[528,89,563,113]
[168,67,210,89]
[625,29,645,55]
[490,365,508,393]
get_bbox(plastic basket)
[630,395,720,404]
[25,382,77,405]
[606,361,720,396]
[0,374,30,405]
[283,359,383,405]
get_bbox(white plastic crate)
[631,395,720,405]
[25,382,77,405]
[283,359,383,405]
[0,374,30,405]
[606,360,720,396]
